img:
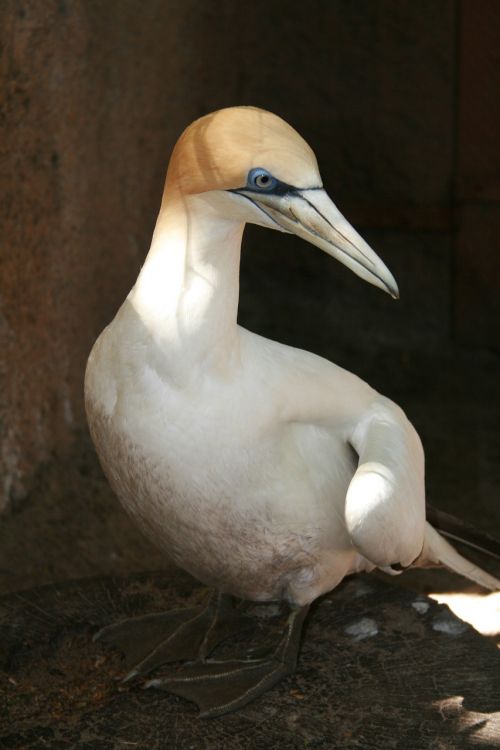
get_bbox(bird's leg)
[93,591,254,681]
[146,603,310,718]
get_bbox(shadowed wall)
[1,0,499,516]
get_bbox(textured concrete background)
[0,2,499,552]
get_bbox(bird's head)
[165,106,398,298]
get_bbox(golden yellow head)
[162,107,399,298]
[165,106,321,196]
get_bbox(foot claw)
[122,668,139,684]
[143,677,162,690]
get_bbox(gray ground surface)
[2,572,500,749]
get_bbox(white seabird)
[85,107,500,717]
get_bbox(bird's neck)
[129,190,244,375]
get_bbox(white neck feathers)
[128,191,244,375]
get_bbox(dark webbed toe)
[147,656,291,718]
[94,591,254,681]
[145,604,310,717]
[94,607,203,668]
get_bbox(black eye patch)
[230,167,323,198]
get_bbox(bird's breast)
[85,328,359,603]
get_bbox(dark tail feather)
[426,503,500,561]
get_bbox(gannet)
[86,106,500,717]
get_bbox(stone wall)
[1,0,498,512]
[1,0,193,509]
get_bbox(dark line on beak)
[288,206,393,295]
[238,194,288,232]
[231,183,323,198]
[299,195,374,268]
[233,190,397,298]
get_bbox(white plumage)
[86,107,499,716]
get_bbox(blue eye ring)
[247,168,276,191]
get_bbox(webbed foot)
[145,604,310,718]
[94,591,253,681]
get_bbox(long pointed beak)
[241,188,399,298]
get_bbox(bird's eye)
[248,168,276,191]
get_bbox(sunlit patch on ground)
[429,592,500,640]
[433,697,500,747]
